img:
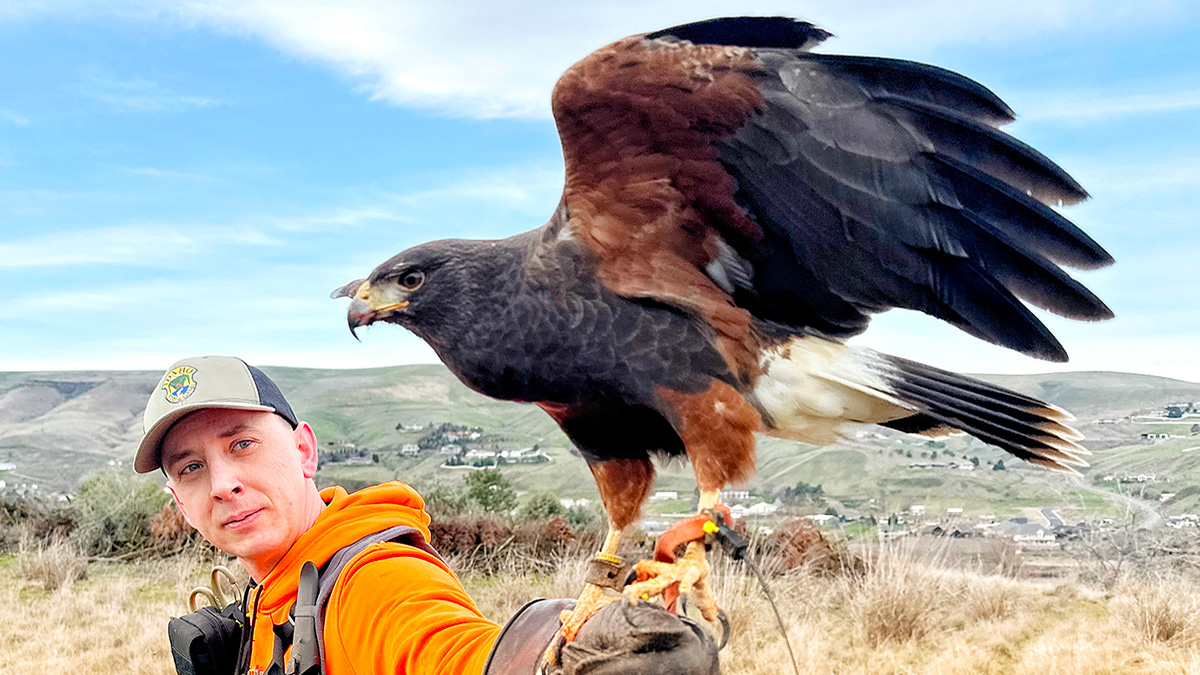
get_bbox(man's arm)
[321,541,719,675]
[322,542,501,675]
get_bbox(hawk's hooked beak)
[333,280,409,341]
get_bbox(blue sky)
[1,1,1198,382]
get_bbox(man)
[136,355,718,675]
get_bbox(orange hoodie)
[245,482,501,675]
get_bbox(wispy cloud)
[0,224,278,268]
[259,206,404,233]
[0,164,563,270]
[0,108,29,126]
[117,166,217,181]
[387,165,562,214]
[71,68,221,113]
[1020,86,1200,124]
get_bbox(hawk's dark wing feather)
[552,17,1111,365]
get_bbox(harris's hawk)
[334,16,1112,644]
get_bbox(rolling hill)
[1,366,1197,522]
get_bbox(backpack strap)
[287,525,444,674]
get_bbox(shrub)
[429,514,512,556]
[564,503,602,534]
[74,466,170,557]
[769,517,858,575]
[421,480,473,520]
[0,495,78,553]
[513,515,575,557]
[148,501,198,551]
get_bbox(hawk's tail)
[873,353,1089,472]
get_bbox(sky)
[1,1,1198,382]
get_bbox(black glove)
[484,598,719,675]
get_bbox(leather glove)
[484,598,719,675]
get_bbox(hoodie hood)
[254,481,432,618]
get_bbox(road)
[1040,507,1064,529]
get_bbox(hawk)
[334,16,1111,645]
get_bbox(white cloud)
[7,0,1189,119]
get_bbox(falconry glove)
[484,598,719,675]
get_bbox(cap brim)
[134,401,277,474]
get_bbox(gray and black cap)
[134,355,298,473]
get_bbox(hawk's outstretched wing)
[552,16,1111,373]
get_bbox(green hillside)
[0,365,1197,524]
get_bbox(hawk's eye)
[400,271,425,291]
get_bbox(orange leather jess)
[244,482,501,675]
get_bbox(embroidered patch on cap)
[162,366,197,404]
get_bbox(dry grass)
[17,535,89,591]
[0,547,239,673]
[1115,577,1200,648]
[2,545,1199,674]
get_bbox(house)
[499,447,549,463]
[993,518,1059,544]
[651,491,679,501]
[909,505,926,516]
[0,462,14,472]
[465,449,498,460]
[721,489,751,502]
[745,501,779,516]
[400,444,420,456]
[439,445,462,455]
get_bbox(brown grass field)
[2,538,1200,674]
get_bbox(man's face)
[161,408,319,576]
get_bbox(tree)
[464,468,517,513]
[993,459,1007,471]
[518,492,564,522]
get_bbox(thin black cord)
[712,522,801,675]
[742,555,801,675]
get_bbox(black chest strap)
[284,525,443,675]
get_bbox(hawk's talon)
[716,609,731,651]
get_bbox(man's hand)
[484,599,719,675]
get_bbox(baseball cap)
[134,355,298,473]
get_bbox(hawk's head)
[333,240,468,341]
[333,237,523,348]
